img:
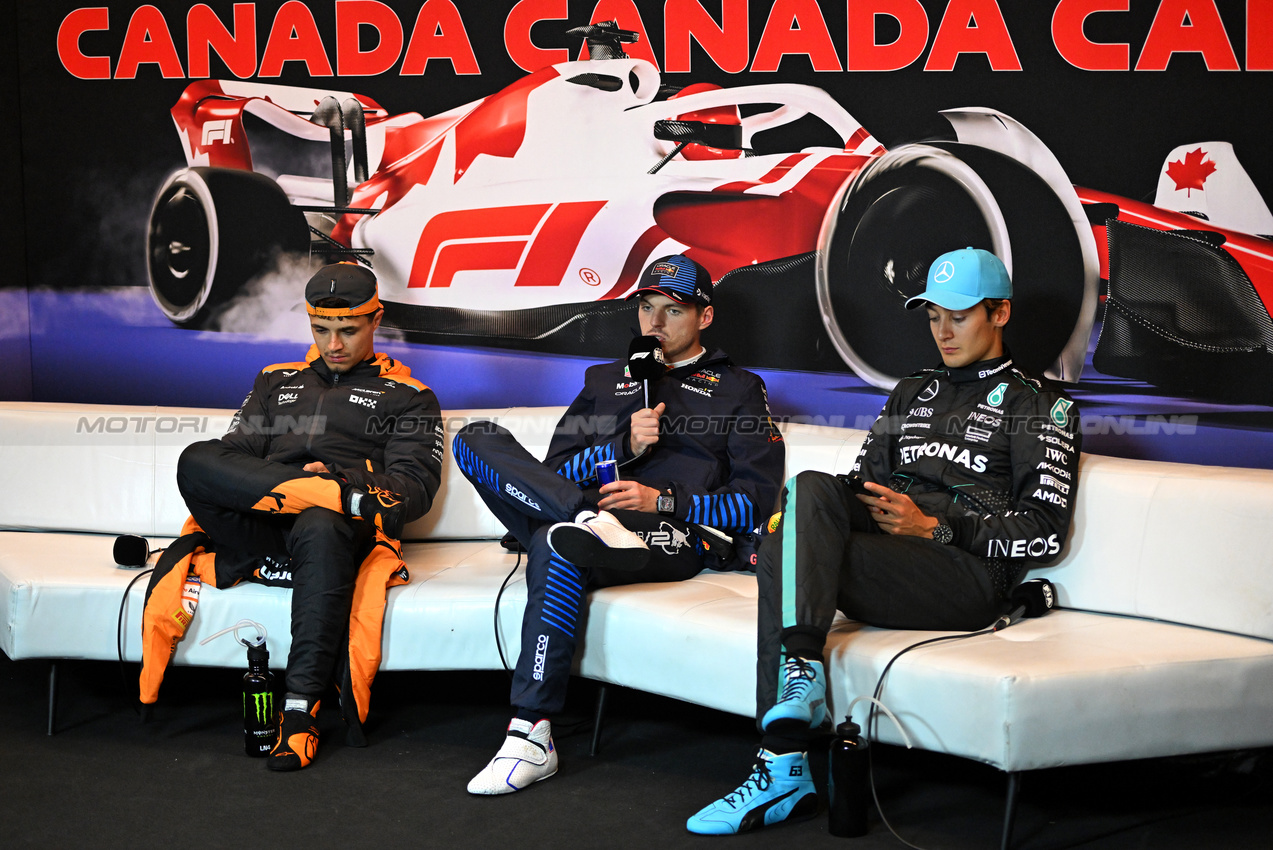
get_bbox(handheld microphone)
[113,535,150,569]
[993,578,1057,631]
[627,335,665,407]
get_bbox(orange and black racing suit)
[140,346,443,730]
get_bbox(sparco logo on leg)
[505,482,541,511]
[532,634,550,681]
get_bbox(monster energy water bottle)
[243,639,276,757]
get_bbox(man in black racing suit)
[452,254,785,795]
[688,248,1081,834]
[147,263,443,771]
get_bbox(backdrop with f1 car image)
[6,0,1273,467]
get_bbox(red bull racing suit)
[452,347,785,716]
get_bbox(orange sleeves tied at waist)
[138,518,409,723]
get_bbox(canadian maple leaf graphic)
[1166,147,1217,196]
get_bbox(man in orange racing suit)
[141,263,443,771]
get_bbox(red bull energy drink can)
[596,460,619,486]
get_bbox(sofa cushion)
[1036,453,1273,641]
[821,610,1273,771]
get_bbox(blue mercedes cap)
[627,254,713,307]
[904,247,1012,310]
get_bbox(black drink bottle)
[243,640,276,757]
[828,716,870,837]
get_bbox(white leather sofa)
[3,401,1273,845]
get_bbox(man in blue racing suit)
[688,248,1081,834]
[452,254,785,795]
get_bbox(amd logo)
[1032,489,1068,507]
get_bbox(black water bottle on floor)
[243,640,276,757]
[828,715,870,837]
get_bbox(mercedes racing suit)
[141,346,443,725]
[755,354,1081,727]
[453,347,785,716]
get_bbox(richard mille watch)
[932,522,954,545]
[656,491,676,516]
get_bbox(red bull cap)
[627,254,713,307]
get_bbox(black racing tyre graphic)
[816,144,1089,389]
[147,167,309,326]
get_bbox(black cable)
[864,626,996,850]
[489,546,591,736]
[494,550,523,679]
[117,567,155,713]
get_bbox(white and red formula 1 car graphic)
[147,22,1273,401]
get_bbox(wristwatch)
[932,523,954,545]
[656,491,676,516]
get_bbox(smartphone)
[838,475,871,496]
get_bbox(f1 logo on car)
[201,119,233,145]
[410,201,606,289]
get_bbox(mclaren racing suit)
[140,347,443,728]
[453,347,785,715]
[755,354,1081,725]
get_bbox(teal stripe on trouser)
[777,474,800,702]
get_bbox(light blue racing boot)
[761,657,827,732]
[686,748,817,834]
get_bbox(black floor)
[3,652,1270,849]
